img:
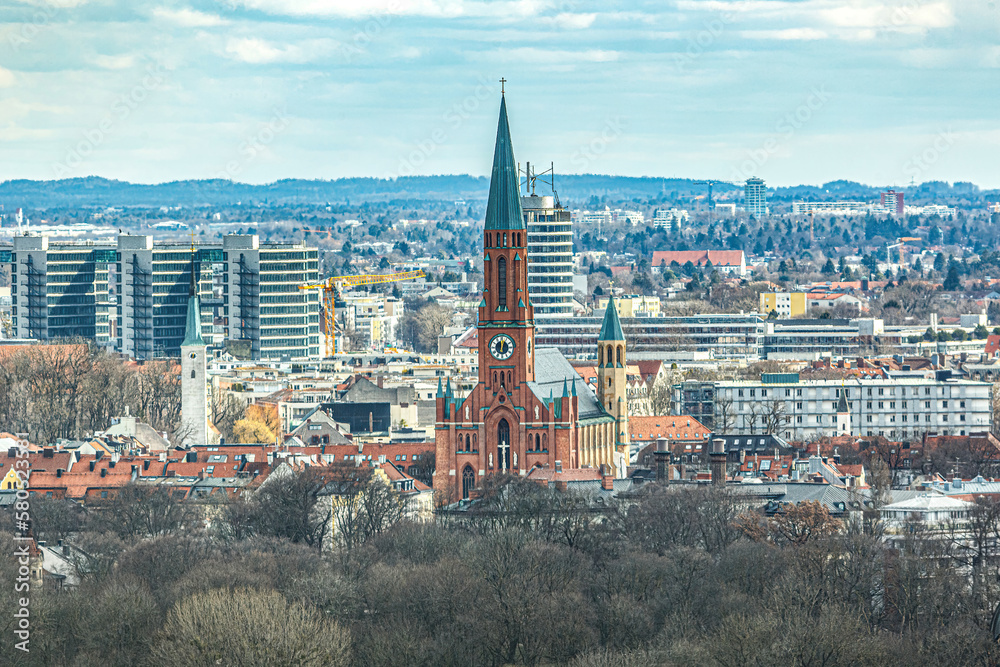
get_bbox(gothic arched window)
[497,419,511,471]
[617,346,622,365]
[486,233,491,247]
[542,433,547,451]
[462,465,475,500]
[465,434,470,451]
[534,433,540,451]
[497,257,507,309]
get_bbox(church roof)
[836,391,849,413]
[598,297,625,342]
[528,347,609,422]
[483,96,525,232]
[181,263,205,347]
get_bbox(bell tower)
[478,93,535,392]
[180,260,208,446]
[597,297,629,448]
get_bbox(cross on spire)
[499,77,506,94]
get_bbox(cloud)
[92,54,136,70]
[740,28,828,40]
[231,0,546,19]
[223,37,336,64]
[538,12,598,30]
[0,68,15,87]
[151,7,228,28]
[491,47,620,63]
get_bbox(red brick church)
[433,94,629,501]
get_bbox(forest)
[4,474,1000,666]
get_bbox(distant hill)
[0,175,992,209]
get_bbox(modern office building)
[8,236,113,345]
[522,193,574,317]
[745,177,767,218]
[535,313,766,359]
[4,234,320,361]
[652,208,689,229]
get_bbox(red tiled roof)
[986,335,1000,357]
[629,415,710,441]
[652,250,744,267]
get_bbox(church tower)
[597,298,629,449]
[180,263,208,446]
[478,93,535,389]
[835,387,851,435]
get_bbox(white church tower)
[180,262,208,446]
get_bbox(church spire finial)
[500,77,506,95]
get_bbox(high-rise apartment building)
[5,234,320,361]
[522,193,574,317]
[9,236,113,345]
[223,235,321,360]
[881,190,905,216]
[745,177,767,218]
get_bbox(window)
[462,465,475,500]
[497,419,510,470]
[925,401,931,409]
[942,401,948,409]
[867,416,873,423]
[890,402,895,409]
[961,400,966,408]
[798,402,803,409]
[497,257,507,309]
[878,402,883,409]
[943,415,948,422]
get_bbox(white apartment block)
[713,378,992,442]
[652,208,689,229]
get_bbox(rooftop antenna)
[518,161,560,207]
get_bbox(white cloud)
[92,54,135,70]
[488,47,620,63]
[232,0,546,19]
[151,7,228,28]
[223,37,336,64]
[740,28,828,40]
[538,12,597,30]
[0,68,15,87]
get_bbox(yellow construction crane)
[298,270,425,356]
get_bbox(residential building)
[6,234,320,360]
[596,295,661,317]
[881,189,905,216]
[523,193,574,317]
[677,375,993,441]
[760,292,807,318]
[745,177,767,218]
[651,250,747,276]
[223,235,321,360]
[8,236,113,345]
[652,208,689,229]
[791,201,868,215]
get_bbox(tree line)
[5,470,1000,666]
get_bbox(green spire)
[598,297,625,342]
[483,96,525,231]
[181,262,205,347]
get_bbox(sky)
[0,0,997,188]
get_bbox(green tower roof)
[598,297,625,342]
[483,96,525,231]
[181,263,206,347]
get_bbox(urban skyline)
[0,1,996,187]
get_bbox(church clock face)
[489,334,515,360]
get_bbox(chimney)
[56,469,63,478]
[100,468,107,478]
[710,438,726,486]
[554,460,563,473]
[654,437,670,484]
[89,461,95,472]
[43,447,54,458]
[186,451,198,463]
[7,448,16,458]
[143,459,150,470]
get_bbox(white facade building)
[712,377,992,442]
[523,195,574,317]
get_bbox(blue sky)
[0,0,996,188]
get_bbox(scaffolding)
[23,255,47,340]
[129,255,154,360]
